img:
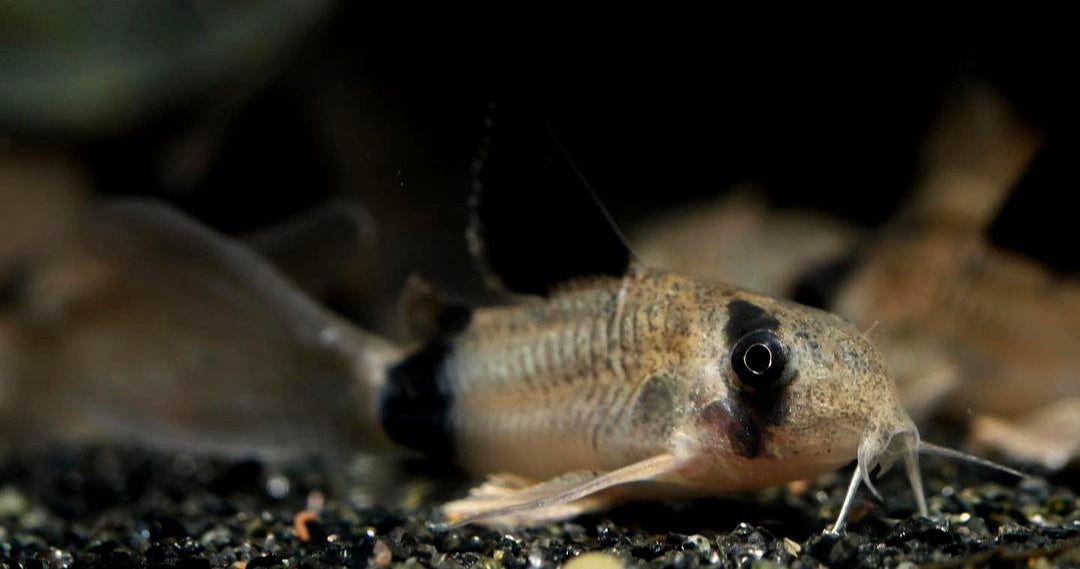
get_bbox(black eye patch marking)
[724,299,780,346]
[720,299,791,449]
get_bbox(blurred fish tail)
[1,199,402,457]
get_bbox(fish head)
[681,286,919,488]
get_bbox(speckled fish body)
[380,267,915,498]
[0,199,955,530]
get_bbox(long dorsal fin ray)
[467,107,634,296]
[544,124,643,265]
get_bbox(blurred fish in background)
[0,0,386,459]
[631,188,862,302]
[834,84,1080,469]
[0,0,333,136]
[0,150,89,286]
[0,0,338,289]
[633,82,1080,469]
[0,4,1075,476]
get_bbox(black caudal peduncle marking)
[380,302,472,457]
[379,338,460,458]
[724,299,780,347]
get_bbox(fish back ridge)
[445,270,701,475]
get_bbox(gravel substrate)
[0,441,1076,569]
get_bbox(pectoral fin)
[442,454,678,528]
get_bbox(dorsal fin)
[398,274,472,342]
[468,106,633,296]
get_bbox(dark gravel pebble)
[0,444,1076,568]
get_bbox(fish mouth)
[763,418,861,457]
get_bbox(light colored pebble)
[373,538,393,568]
[562,551,625,569]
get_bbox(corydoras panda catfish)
[0,199,1018,534]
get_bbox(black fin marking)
[380,337,459,458]
[724,299,781,346]
[468,106,632,295]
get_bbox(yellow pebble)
[562,552,625,569]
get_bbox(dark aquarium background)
[1,6,1078,569]
[3,5,1074,328]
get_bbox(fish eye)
[731,330,787,390]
